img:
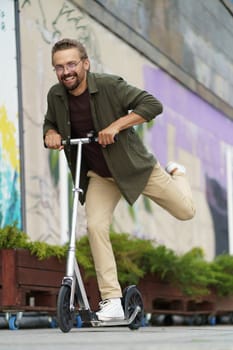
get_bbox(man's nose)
[63,65,70,74]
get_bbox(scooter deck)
[90,306,141,327]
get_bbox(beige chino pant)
[85,162,195,300]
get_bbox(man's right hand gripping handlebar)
[44,130,64,150]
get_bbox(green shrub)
[0,224,29,249]
[110,232,155,285]
[2,224,233,298]
[27,241,67,261]
[210,254,233,296]
[0,224,67,260]
[147,245,178,281]
[174,248,216,296]
[75,235,94,279]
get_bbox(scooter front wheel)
[57,285,76,333]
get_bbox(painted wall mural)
[143,67,232,257]
[19,0,103,243]
[0,1,21,228]
[19,0,233,259]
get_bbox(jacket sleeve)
[114,77,163,122]
[43,88,59,138]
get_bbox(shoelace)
[98,299,110,309]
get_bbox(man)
[43,38,195,321]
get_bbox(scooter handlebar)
[62,130,99,145]
[62,137,97,146]
[62,133,118,146]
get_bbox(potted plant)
[2,224,233,319]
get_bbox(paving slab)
[0,326,233,350]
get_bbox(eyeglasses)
[53,59,83,74]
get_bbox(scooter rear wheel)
[123,285,144,330]
[57,285,76,332]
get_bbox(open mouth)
[62,75,76,82]
[61,73,80,91]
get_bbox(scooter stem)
[66,140,83,277]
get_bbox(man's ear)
[84,58,91,71]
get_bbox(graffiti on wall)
[19,0,233,258]
[19,0,103,242]
[0,107,21,228]
[144,66,232,255]
[0,2,21,228]
[21,0,102,66]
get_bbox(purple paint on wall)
[143,65,233,188]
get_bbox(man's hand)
[45,130,63,150]
[98,125,119,148]
[98,112,146,147]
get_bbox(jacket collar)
[53,83,69,110]
[87,71,98,94]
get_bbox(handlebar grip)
[88,130,118,142]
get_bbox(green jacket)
[43,72,163,205]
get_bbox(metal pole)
[59,150,69,244]
[14,0,26,231]
[226,147,233,254]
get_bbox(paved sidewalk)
[1,326,233,350]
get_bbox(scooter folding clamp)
[72,187,84,194]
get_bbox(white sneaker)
[166,161,186,175]
[96,298,124,321]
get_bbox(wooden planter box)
[0,249,65,311]
[137,274,216,316]
[1,249,233,318]
[0,249,100,312]
[215,295,233,315]
[139,277,233,318]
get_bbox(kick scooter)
[57,134,144,332]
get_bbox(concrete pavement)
[1,326,233,350]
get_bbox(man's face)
[52,48,90,94]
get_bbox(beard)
[61,72,81,91]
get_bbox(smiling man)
[53,47,88,92]
[43,38,195,321]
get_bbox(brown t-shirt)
[68,89,112,177]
